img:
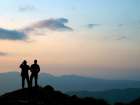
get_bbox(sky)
[0,0,140,80]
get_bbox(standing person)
[30,59,40,87]
[19,60,30,88]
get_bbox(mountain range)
[67,88,140,104]
[1,72,140,104]
[1,72,140,94]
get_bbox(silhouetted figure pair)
[19,60,40,88]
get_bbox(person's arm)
[19,64,22,69]
[30,65,33,72]
[38,65,40,72]
[28,65,31,71]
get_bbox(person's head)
[34,59,37,64]
[23,60,27,65]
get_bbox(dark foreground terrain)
[0,85,109,105]
[0,85,140,105]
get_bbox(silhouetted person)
[30,59,40,87]
[19,60,30,88]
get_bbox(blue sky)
[0,0,140,80]
[1,0,140,27]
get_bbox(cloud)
[0,18,72,40]
[87,24,100,28]
[106,35,128,40]
[104,35,128,41]
[117,24,124,27]
[116,36,127,40]
[0,52,8,56]
[0,28,27,40]
[18,5,36,12]
[22,18,73,33]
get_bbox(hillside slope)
[0,85,109,105]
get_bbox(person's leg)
[22,76,25,89]
[35,74,38,87]
[26,75,30,88]
[30,74,33,87]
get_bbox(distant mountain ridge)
[1,72,140,94]
[67,88,140,104]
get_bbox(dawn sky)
[0,0,140,80]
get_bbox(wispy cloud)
[18,5,36,12]
[0,52,8,56]
[116,36,127,40]
[117,24,124,27]
[0,28,27,40]
[87,24,100,28]
[105,35,128,41]
[22,18,73,33]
